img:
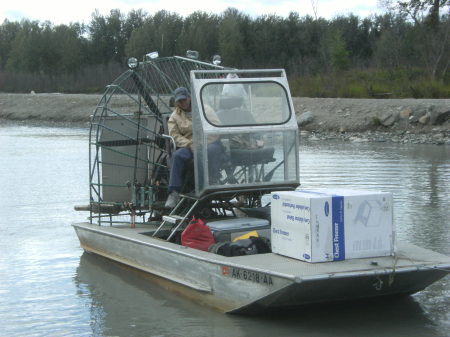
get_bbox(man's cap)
[174,87,190,102]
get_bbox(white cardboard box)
[270,188,395,262]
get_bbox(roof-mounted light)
[186,50,199,60]
[145,51,159,60]
[212,54,222,65]
[127,57,139,69]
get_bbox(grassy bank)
[289,69,450,99]
[1,68,449,99]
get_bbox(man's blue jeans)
[168,141,225,193]
[168,147,193,193]
[207,141,225,181]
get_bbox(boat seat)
[216,107,255,125]
[220,146,276,185]
[218,96,245,110]
[216,95,255,126]
[240,206,271,221]
[229,147,275,166]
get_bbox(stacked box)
[270,188,395,262]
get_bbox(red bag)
[181,217,216,251]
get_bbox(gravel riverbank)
[1,93,449,144]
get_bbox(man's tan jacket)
[168,105,220,148]
[168,106,193,148]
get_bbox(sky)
[0,0,385,25]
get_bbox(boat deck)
[232,243,450,280]
[74,222,450,282]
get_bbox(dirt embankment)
[1,93,449,144]
[0,93,99,123]
[292,97,450,144]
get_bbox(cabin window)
[200,81,291,127]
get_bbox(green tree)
[123,9,148,40]
[297,16,329,75]
[218,8,248,67]
[52,24,84,74]
[373,14,420,69]
[0,20,21,70]
[282,12,302,72]
[6,20,43,73]
[329,31,350,71]
[381,0,449,27]
[329,15,376,68]
[125,10,183,59]
[88,9,127,64]
[175,11,220,62]
[247,14,284,68]
[398,0,448,27]
[379,1,450,79]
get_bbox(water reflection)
[74,252,243,337]
[75,252,444,337]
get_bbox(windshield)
[200,81,291,126]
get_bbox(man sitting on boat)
[165,87,225,208]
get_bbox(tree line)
[0,1,448,97]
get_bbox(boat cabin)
[191,69,299,196]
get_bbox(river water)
[0,123,449,337]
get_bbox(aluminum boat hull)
[73,222,450,313]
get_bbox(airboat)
[73,53,450,313]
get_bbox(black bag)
[209,236,271,257]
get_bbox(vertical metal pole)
[131,209,136,228]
